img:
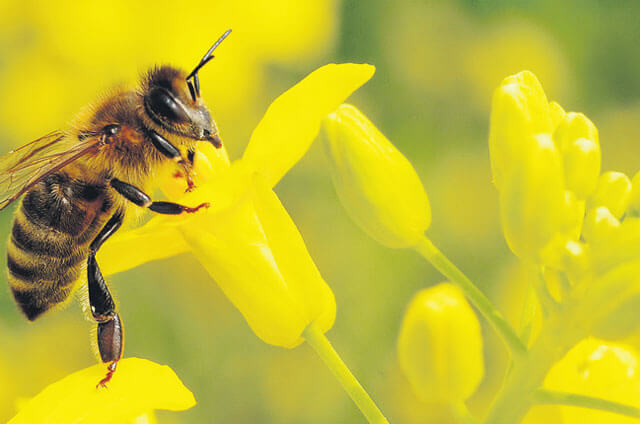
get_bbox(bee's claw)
[183,202,209,214]
[96,361,118,389]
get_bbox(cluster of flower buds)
[490,71,640,340]
[489,71,597,275]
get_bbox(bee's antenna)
[186,29,232,101]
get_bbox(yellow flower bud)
[499,133,568,261]
[554,112,599,152]
[626,170,640,216]
[545,338,640,424]
[582,206,620,245]
[397,283,484,403]
[563,137,601,199]
[587,171,632,219]
[321,103,431,248]
[539,236,588,280]
[489,71,553,189]
[564,190,585,240]
[591,217,640,274]
[549,101,566,129]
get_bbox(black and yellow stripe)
[7,172,111,320]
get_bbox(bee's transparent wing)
[0,131,102,210]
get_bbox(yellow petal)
[99,162,248,276]
[251,175,337,342]
[180,195,308,348]
[99,220,190,276]
[9,358,195,424]
[397,283,484,403]
[321,103,431,248]
[243,63,375,187]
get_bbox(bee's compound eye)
[147,88,189,123]
[104,124,120,136]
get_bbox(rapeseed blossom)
[100,63,374,347]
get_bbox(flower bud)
[489,71,552,189]
[582,206,620,245]
[554,112,599,152]
[591,217,640,274]
[321,104,431,248]
[397,283,484,403]
[563,138,601,199]
[548,101,566,129]
[626,170,640,217]
[499,133,568,261]
[564,190,585,240]
[540,236,588,281]
[587,171,632,219]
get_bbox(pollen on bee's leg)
[96,360,118,389]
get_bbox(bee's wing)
[0,131,103,210]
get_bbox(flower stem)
[303,322,389,424]
[414,236,527,357]
[532,267,558,317]
[533,389,640,419]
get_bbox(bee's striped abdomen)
[7,172,111,320]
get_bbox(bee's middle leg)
[88,211,125,388]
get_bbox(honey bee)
[2,29,232,387]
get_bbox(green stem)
[483,311,584,424]
[518,286,537,345]
[532,267,558,317]
[303,322,389,424]
[450,402,478,424]
[534,389,640,419]
[414,236,527,357]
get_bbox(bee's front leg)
[146,129,196,192]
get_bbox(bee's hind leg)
[88,211,125,388]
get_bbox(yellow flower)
[545,338,640,424]
[99,63,375,348]
[320,103,431,248]
[397,283,484,403]
[9,358,195,423]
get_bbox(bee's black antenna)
[186,29,232,101]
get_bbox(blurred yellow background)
[1,0,640,422]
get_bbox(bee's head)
[142,30,231,148]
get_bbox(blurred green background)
[1,0,640,422]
